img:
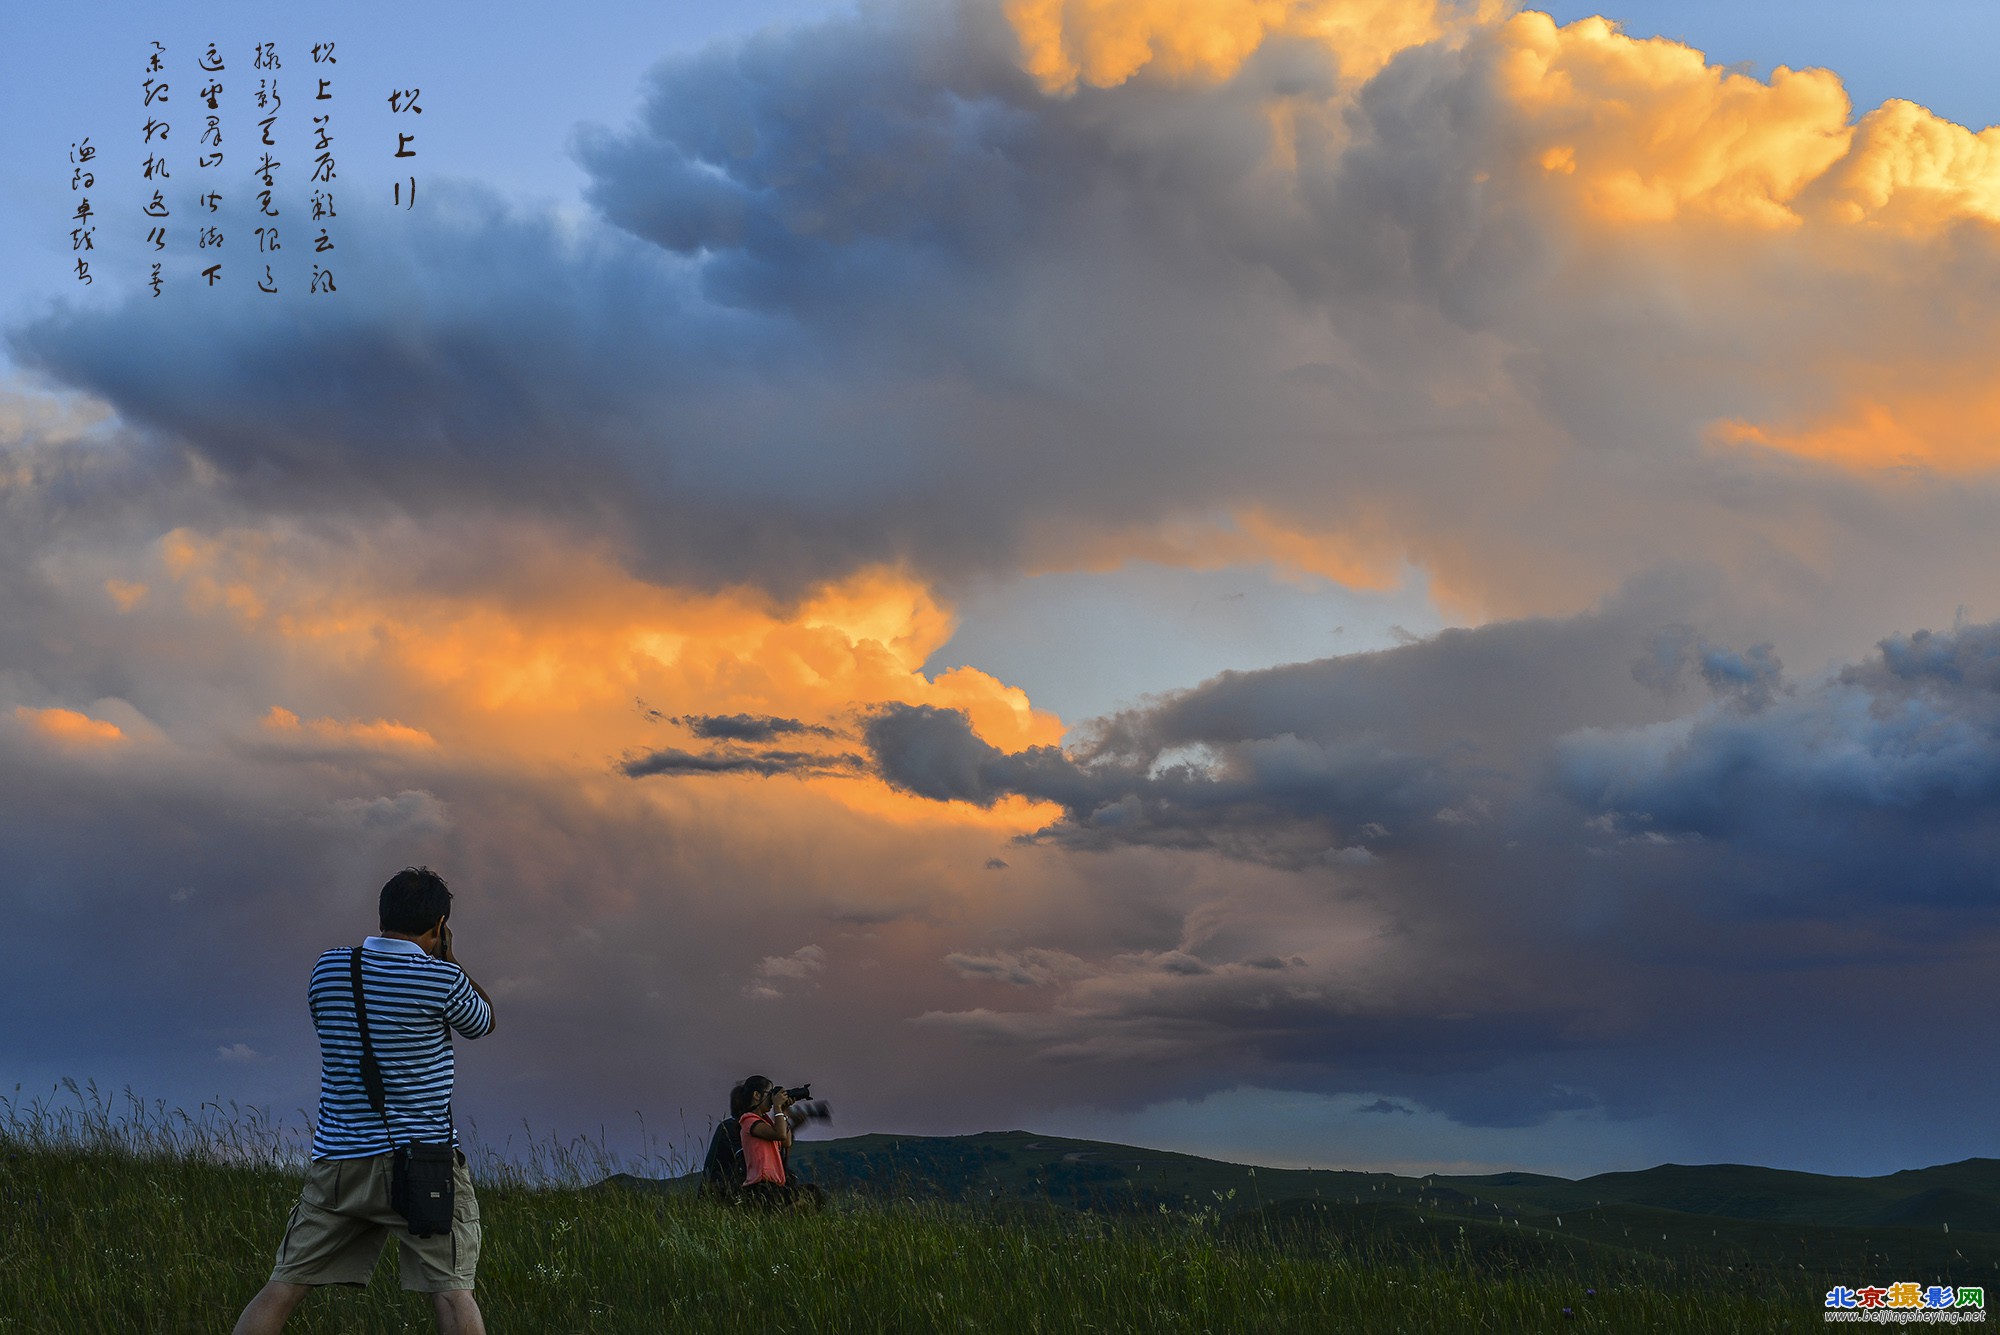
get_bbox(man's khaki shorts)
[269,1152,481,1291]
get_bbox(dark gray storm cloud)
[621,746,864,778]
[673,713,839,742]
[841,591,2000,1137]
[1560,621,2000,912]
[1631,625,1787,712]
[1358,1099,1416,1116]
[862,593,2000,930]
[861,574,1718,861]
[864,697,1451,865]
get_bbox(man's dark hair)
[380,866,452,934]
[729,1080,755,1119]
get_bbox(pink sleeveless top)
[738,1112,787,1185]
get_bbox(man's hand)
[436,918,496,1035]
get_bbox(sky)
[5,0,2000,1180]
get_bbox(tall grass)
[0,1083,1817,1332]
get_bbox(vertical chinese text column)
[197,41,225,286]
[142,40,170,296]
[390,82,422,215]
[310,41,337,294]
[254,41,282,293]
[69,135,96,286]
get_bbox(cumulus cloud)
[10,0,2000,1173]
[747,943,829,1000]
[945,946,1092,986]
[839,592,2000,1139]
[758,944,828,980]
[2,406,1995,1164]
[852,577,1719,857]
[8,0,2000,639]
[863,697,1455,865]
[1003,0,1494,93]
[1564,619,2000,879]
[1630,626,1788,712]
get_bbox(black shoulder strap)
[349,947,390,1121]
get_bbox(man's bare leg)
[431,1288,488,1335]
[232,1281,310,1335]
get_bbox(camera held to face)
[777,1083,831,1123]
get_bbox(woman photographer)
[736,1076,822,1211]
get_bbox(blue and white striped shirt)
[307,936,493,1160]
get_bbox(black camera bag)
[350,947,458,1237]
[390,1143,458,1236]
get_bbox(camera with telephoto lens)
[779,1083,832,1123]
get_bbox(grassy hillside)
[4,1138,1825,1334]
[762,1129,2000,1283]
[2,1093,1990,1332]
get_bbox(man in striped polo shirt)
[234,867,496,1335]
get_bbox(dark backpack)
[700,1118,745,1201]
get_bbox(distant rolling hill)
[607,1129,2000,1285]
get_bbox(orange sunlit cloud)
[1004,0,1499,93]
[1001,4,2000,486]
[158,523,1065,830]
[16,705,125,747]
[261,706,439,750]
[1817,98,2000,230]
[1013,4,2000,235]
[1712,379,2000,476]
[1488,13,2000,475]
[1498,13,1852,229]
[103,579,148,611]
[1500,13,2000,235]
[1027,507,1406,592]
